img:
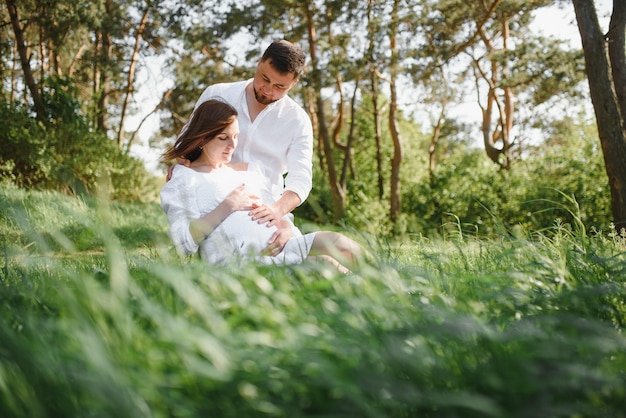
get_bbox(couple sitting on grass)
[160,99,364,273]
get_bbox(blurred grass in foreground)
[1,184,626,417]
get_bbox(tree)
[303,0,345,221]
[387,0,403,224]
[413,0,584,168]
[366,0,385,200]
[1,0,166,200]
[5,0,46,122]
[117,2,149,147]
[1,0,164,141]
[572,0,626,229]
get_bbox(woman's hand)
[261,221,293,257]
[190,184,259,244]
[224,184,260,212]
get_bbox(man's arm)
[282,115,314,205]
[273,190,301,218]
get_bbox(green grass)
[1,184,626,417]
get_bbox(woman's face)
[203,117,239,164]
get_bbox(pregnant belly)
[216,211,276,256]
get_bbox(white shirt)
[191,79,313,205]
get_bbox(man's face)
[252,59,298,105]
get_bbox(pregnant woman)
[160,99,363,273]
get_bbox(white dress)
[160,163,317,266]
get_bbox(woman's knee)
[312,231,344,251]
[312,231,361,258]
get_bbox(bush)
[0,77,158,202]
[401,134,611,238]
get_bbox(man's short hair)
[261,40,306,78]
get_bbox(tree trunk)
[607,0,626,121]
[573,0,626,230]
[93,31,101,128]
[68,44,86,77]
[389,0,403,224]
[96,0,113,133]
[370,72,384,200]
[97,30,111,133]
[367,0,384,201]
[340,78,359,189]
[476,16,514,170]
[429,105,445,183]
[501,16,514,168]
[478,58,502,166]
[118,6,149,148]
[305,1,345,222]
[5,0,47,122]
[10,37,17,103]
[428,59,450,181]
[39,25,48,78]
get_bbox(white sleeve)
[283,110,313,204]
[159,169,200,255]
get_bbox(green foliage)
[296,92,433,237]
[1,185,626,417]
[397,122,610,238]
[300,109,611,240]
[0,77,159,202]
[401,153,610,238]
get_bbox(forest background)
[1,0,625,239]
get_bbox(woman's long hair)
[161,99,238,163]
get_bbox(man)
[171,39,313,253]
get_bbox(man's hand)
[249,203,283,227]
[165,158,191,182]
[261,221,293,257]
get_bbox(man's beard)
[253,86,278,105]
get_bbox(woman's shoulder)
[161,165,199,192]
[169,164,196,181]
